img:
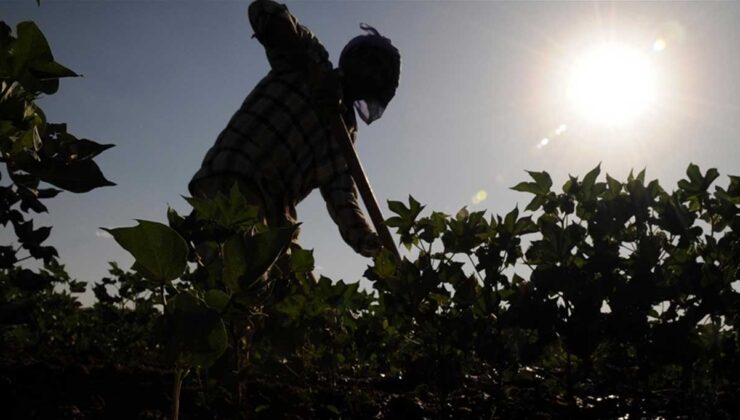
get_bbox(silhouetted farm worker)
[188,0,401,265]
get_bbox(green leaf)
[387,200,409,218]
[418,211,448,242]
[60,138,115,161]
[384,216,404,228]
[511,181,540,195]
[12,21,53,75]
[513,171,552,197]
[527,170,553,192]
[275,294,306,319]
[18,225,51,245]
[10,21,76,94]
[686,163,701,184]
[456,206,469,221]
[36,188,61,199]
[23,158,115,193]
[727,175,740,196]
[635,168,646,183]
[679,164,720,197]
[582,163,601,192]
[28,59,77,79]
[222,235,249,291]
[103,220,188,283]
[68,280,86,294]
[408,195,424,220]
[222,226,296,291]
[164,292,228,369]
[503,206,519,232]
[514,216,537,235]
[184,182,260,230]
[524,195,546,212]
[326,405,341,416]
[646,179,662,199]
[204,289,230,312]
[511,273,526,286]
[131,261,158,281]
[289,248,314,273]
[562,175,578,195]
[704,168,720,187]
[167,206,186,229]
[606,174,622,195]
[12,127,41,155]
[372,248,397,279]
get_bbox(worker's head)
[339,24,400,125]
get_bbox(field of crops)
[2,18,740,420]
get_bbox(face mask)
[354,99,386,125]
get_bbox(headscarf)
[339,24,401,124]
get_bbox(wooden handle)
[329,116,401,262]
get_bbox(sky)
[3,0,740,300]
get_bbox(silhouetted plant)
[0,20,114,358]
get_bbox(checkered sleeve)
[248,0,331,74]
[320,169,376,257]
[316,110,376,256]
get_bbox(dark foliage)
[2,16,739,420]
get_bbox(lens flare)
[472,190,488,204]
[653,38,667,52]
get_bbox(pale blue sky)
[3,1,740,298]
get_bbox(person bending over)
[189,0,401,266]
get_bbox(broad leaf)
[222,226,297,291]
[387,200,409,218]
[11,21,77,94]
[21,158,115,193]
[289,248,315,273]
[527,170,552,192]
[456,206,470,221]
[163,292,228,369]
[12,21,53,77]
[373,248,397,279]
[28,59,77,79]
[511,181,540,195]
[204,289,230,312]
[582,163,601,194]
[103,220,188,283]
[184,182,260,229]
[408,195,424,220]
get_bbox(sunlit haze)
[567,43,657,127]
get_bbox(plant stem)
[15,253,33,263]
[171,368,188,420]
[467,254,483,283]
[161,284,167,311]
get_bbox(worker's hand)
[358,232,383,258]
[310,68,343,123]
[249,0,301,50]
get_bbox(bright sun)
[567,43,657,127]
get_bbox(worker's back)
[188,69,356,209]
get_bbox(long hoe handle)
[329,116,401,262]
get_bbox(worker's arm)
[320,170,381,257]
[248,0,300,50]
[248,0,331,74]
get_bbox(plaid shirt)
[189,0,374,254]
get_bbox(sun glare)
[567,44,657,127]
